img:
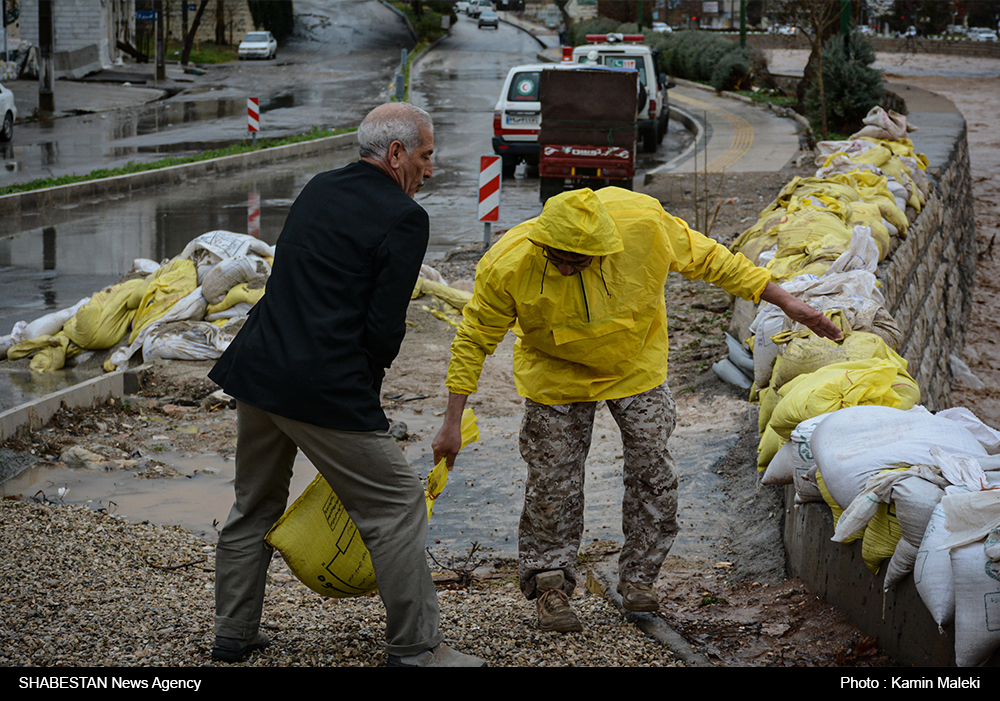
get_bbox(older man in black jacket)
[209,102,484,667]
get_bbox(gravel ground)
[0,498,678,668]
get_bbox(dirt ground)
[4,55,998,667]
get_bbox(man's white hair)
[358,103,434,160]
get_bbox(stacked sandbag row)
[1,231,275,373]
[717,106,1000,666]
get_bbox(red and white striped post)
[478,155,501,249]
[248,97,260,144]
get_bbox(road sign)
[478,155,501,222]
[247,97,259,133]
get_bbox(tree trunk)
[180,0,211,66]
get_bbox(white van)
[570,34,672,153]
[492,63,558,177]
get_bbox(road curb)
[586,562,715,667]
[0,368,143,444]
[0,131,359,217]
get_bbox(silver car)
[0,82,16,142]
[238,31,278,60]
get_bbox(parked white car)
[968,27,998,42]
[0,81,16,142]
[238,31,278,60]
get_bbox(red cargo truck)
[537,67,638,202]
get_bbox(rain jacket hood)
[446,188,771,405]
[528,188,625,257]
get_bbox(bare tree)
[771,0,842,139]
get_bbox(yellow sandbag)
[63,278,146,350]
[204,280,266,316]
[416,278,473,312]
[816,466,900,573]
[265,409,480,598]
[757,359,912,468]
[769,313,912,391]
[129,258,198,344]
[7,332,83,373]
[861,503,903,575]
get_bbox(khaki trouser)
[517,383,679,598]
[214,401,444,656]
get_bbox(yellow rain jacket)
[446,188,772,404]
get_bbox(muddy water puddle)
[2,405,743,559]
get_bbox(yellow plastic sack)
[6,332,84,373]
[204,280,266,317]
[129,258,198,344]
[63,278,146,350]
[817,469,902,574]
[757,358,918,469]
[265,409,480,598]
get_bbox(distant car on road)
[857,25,876,36]
[456,1,471,13]
[468,0,492,19]
[238,31,278,60]
[651,22,671,33]
[478,9,499,29]
[0,82,16,143]
[968,27,998,42]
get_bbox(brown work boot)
[535,570,583,633]
[617,581,659,613]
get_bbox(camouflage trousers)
[518,382,679,599]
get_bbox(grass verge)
[0,127,354,197]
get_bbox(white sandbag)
[762,413,831,486]
[205,302,253,322]
[179,230,275,263]
[420,264,448,286]
[937,407,1000,453]
[810,406,987,510]
[750,304,787,389]
[914,503,954,630]
[130,258,161,275]
[712,358,752,389]
[142,321,231,361]
[891,472,946,547]
[794,465,824,505]
[15,297,90,342]
[938,484,1000,551]
[951,541,1000,667]
[825,226,881,275]
[884,538,919,590]
[201,255,270,305]
[725,332,754,376]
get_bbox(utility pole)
[155,0,166,82]
[38,0,54,114]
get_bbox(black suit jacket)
[209,161,429,431]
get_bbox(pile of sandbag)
[2,231,275,373]
[713,106,1000,666]
[3,232,477,374]
[763,405,1000,667]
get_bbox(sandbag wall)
[722,105,993,666]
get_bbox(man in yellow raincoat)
[433,187,839,633]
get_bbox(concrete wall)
[783,85,993,667]
[17,0,124,77]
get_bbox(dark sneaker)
[617,581,659,612]
[211,631,270,663]
[386,643,487,667]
